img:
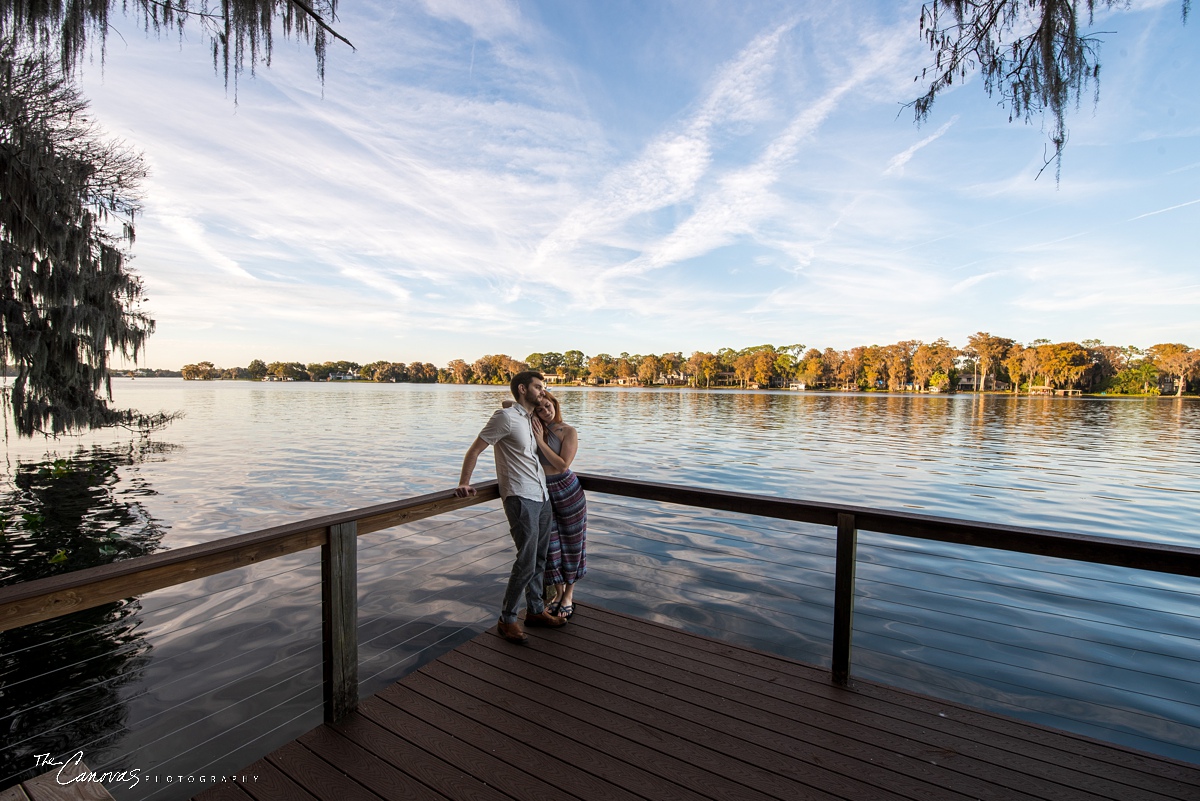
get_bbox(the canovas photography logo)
[32,751,259,790]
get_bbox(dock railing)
[3,473,1200,794]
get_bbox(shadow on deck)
[195,603,1198,801]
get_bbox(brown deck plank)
[348,696,554,801]
[191,783,254,801]
[381,677,663,801]
[329,708,506,801]
[578,603,1200,800]
[297,725,452,801]
[206,601,1200,801]
[458,633,974,801]
[555,608,1163,801]
[448,638,850,801]
[399,662,725,801]
[264,742,386,801]
[478,622,999,801]
[234,759,318,801]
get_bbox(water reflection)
[1,383,1198,788]
[0,441,170,787]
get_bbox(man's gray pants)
[500,495,553,624]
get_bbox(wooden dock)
[193,604,1200,801]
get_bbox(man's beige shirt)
[478,404,548,502]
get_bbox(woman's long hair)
[541,391,564,424]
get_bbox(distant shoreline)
[112,376,1191,399]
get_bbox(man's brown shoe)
[497,618,528,643]
[525,610,567,628]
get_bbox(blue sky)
[82,0,1199,369]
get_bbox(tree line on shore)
[179,335,1200,396]
[178,359,441,383]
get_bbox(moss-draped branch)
[0,45,170,435]
[0,0,353,88]
[912,0,1191,179]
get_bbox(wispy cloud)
[542,21,913,299]
[951,270,1004,293]
[154,212,257,282]
[1128,198,1200,221]
[416,0,523,38]
[884,116,957,175]
[530,19,798,283]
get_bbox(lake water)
[2,381,1199,796]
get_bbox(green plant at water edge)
[0,444,167,585]
[1103,360,1161,396]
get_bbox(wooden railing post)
[322,521,358,722]
[831,512,858,687]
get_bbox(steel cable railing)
[121,508,511,784]
[1,570,320,701]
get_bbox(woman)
[530,391,587,618]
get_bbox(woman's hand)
[531,416,546,442]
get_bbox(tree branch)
[286,0,356,51]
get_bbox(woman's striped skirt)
[544,468,587,586]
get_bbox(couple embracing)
[455,371,587,643]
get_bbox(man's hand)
[457,437,489,497]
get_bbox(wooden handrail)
[0,482,499,633]
[572,474,1200,578]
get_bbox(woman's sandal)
[558,603,574,619]
[546,601,562,616]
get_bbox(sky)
[77,0,1200,370]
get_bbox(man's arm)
[456,437,490,497]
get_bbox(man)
[456,370,567,643]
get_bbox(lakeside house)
[1028,385,1083,396]
[958,374,1011,392]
